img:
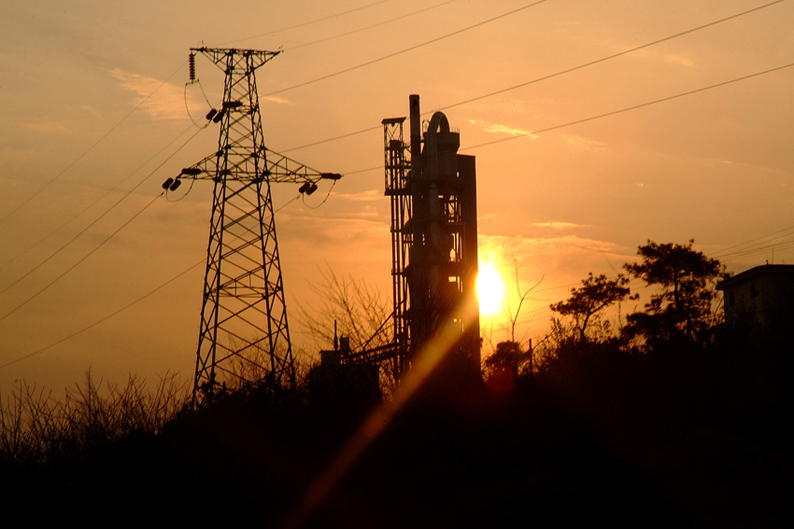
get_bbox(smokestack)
[408,94,427,358]
[409,94,421,184]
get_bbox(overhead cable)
[0,62,186,224]
[461,61,794,151]
[0,259,204,370]
[264,0,550,97]
[1,123,200,272]
[0,125,207,296]
[281,0,788,154]
[713,226,794,261]
[316,60,794,177]
[287,0,460,52]
[0,193,163,323]
[442,0,787,113]
[0,188,336,368]
[219,0,394,46]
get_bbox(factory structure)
[382,95,481,381]
[313,95,482,396]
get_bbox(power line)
[461,61,794,151]
[330,59,794,176]
[0,259,204,371]
[0,62,186,225]
[0,193,163,323]
[724,240,794,261]
[219,0,394,46]
[502,225,794,328]
[1,0,421,284]
[264,0,550,97]
[5,1,790,370]
[287,0,460,52]
[0,1,408,225]
[0,191,311,369]
[0,123,200,272]
[0,125,207,296]
[280,0,787,154]
[3,0,417,366]
[443,0,788,114]
[713,226,794,263]
[712,225,794,257]
[281,126,381,154]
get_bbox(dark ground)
[4,349,793,529]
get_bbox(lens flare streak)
[279,298,479,529]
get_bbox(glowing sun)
[477,261,505,316]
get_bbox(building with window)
[717,264,794,347]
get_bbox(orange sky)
[2,0,794,392]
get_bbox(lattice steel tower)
[171,48,340,403]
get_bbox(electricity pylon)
[170,48,340,404]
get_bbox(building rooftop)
[717,264,794,291]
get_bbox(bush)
[0,370,188,466]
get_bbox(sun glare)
[477,261,505,316]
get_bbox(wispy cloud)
[278,211,388,252]
[333,189,382,202]
[566,135,608,152]
[16,105,99,135]
[479,233,621,257]
[478,212,502,223]
[339,204,380,219]
[531,221,591,230]
[262,95,294,106]
[109,68,198,121]
[469,119,538,139]
[486,124,538,138]
[632,48,695,68]
[17,117,69,134]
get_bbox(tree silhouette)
[484,340,530,378]
[550,272,632,343]
[623,240,727,350]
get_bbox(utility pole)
[169,48,340,404]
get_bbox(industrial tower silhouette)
[382,95,480,382]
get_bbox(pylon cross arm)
[265,150,342,184]
[192,47,281,72]
[173,148,342,185]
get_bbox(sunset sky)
[2,0,794,392]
